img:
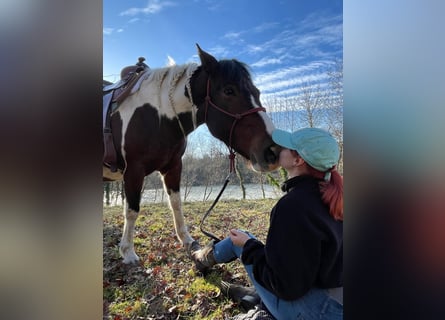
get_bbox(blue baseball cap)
[272,128,340,172]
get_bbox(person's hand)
[229,229,250,247]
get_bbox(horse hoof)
[121,252,140,264]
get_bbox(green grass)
[103,198,275,320]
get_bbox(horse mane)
[126,59,253,123]
[132,59,251,98]
[133,63,198,95]
[217,59,253,90]
[128,63,199,118]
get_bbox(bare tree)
[103,181,125,206]
[263,94,301,131]
[104,182,111,206]
[203,142,227,201]
[325,59,343,174]
[181,153,197,202]
[298,81,325,128]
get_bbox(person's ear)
[295,156,305,167]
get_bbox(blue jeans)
[213,231,343,320]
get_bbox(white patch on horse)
[250,94,261,109]
[120,204,140,263]
[166,191,194,246]
[259,111,275,134]
[250,95,275,134]
[122,64,198,120]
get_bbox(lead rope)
[198,168,234,243]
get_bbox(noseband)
[199,78,266,243]
[204,78,265,172]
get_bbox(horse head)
[192,44,281,172]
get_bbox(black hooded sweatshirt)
[241,175,342,301]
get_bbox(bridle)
[199,78,266,242]
[204,78,266,172]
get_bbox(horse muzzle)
[249,143,281,172]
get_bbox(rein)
[199,78,265,242]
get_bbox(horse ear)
[196,43,218,73]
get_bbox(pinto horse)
[103,44,280,264]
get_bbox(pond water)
[104,183,282,206]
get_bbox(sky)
[103,0,343,155]
[103,0,342,100]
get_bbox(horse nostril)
[264,146,278,164]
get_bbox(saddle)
[103,57,149,172]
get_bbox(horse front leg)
[120,167,144,264]
[161,165,196,252]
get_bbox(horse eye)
[224,86,235,96]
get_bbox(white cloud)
[120,0,176,16]
[251,58,337,100]
[208,46,229,58]
[258,72,329,94]
[223,32,242,40]
[253,22,279,33]
[246,45,264,54]
[299,12,342,33]
[251,57,282,68]
[254,61,330,86]
[241,12,342,63]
